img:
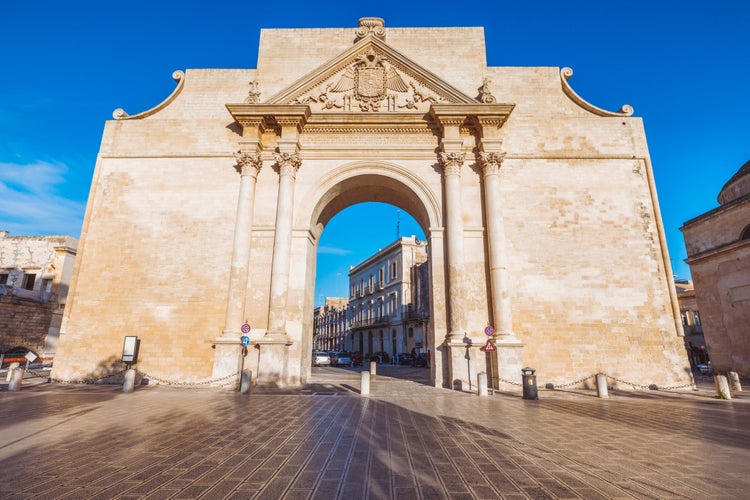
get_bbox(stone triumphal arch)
[52,18,693,390]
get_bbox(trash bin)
[522,367,538,400]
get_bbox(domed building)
[682,159,750,376]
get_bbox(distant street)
[1,367,748,499]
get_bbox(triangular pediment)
[266,36,478,113]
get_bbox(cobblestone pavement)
[1,366,749,499]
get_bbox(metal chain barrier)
[553,373,598,389]
[545,372,696,392]
[137,370,241,387]
[496,376,522,387]
[51,369,128,385]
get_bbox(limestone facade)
[348,236,429,359]
[313,297,348,351]
[682,160,750,376]
[51,18,691,390]
[0,231,78,358]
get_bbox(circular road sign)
[484,325,495,336]
[241,323,251,334]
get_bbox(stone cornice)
[226,104,311,133]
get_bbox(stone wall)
[0,294,55,357]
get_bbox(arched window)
[741,224,750,241]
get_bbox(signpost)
[483,325,496,395]
[241,323,251,334]
[241,335,250,347]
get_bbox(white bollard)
[370,360,377,376]
[728,372,742,393]
[477,372,488,396]
[6,362,19,382]
[240,369,253,394]
[360,370,370,396]
[122,368,136,393]
[714,374,732,400]
[8,367,24,392]
[596,373,609,398]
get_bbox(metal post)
[240,369,253,394]
[488,353,495,395]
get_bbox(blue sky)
[2,1,748,304]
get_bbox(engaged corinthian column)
[438,151,467,340]
[266,151,301,340]
[477,150,516,340]
[223,150,262,336]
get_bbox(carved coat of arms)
[330,48,408,111]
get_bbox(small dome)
[718,159,750,205]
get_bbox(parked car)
[332,352,353,367]
[696,363,712,375]
[312,350,331,367]
[370,352,390,364]
[396,353,414,365]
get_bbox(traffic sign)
[241,335,250,347]
[241,323,251,334]
[484,325,494,336]
[483,339,496,352]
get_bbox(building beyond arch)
[682,159,750,377]
[51,18,691,390]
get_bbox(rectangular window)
[391,261,397,280]
[41,278,53,292]
[0,274,7,285]
[22,273,36,290]
[692,311,701,326]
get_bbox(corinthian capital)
[478,151,507,175]
[438,152,466,175]
[233,151,262,177]
[273,152,302,177]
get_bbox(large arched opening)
[299,162,446,386]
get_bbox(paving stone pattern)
[0,367,748,499]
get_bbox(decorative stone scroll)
[478,78,497,104]
[355,17,386,41]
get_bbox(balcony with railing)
[350,315,390,330]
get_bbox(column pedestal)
[255,335,293,387]
[493,338,524,391]
[212,337,243,383]
[446,339,482,392]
